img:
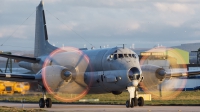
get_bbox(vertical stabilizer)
[34,0,57,57]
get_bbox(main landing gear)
[126,87,144,108]
[39,89,52,108]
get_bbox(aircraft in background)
[0,0,199,109]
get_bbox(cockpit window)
[132,54,136,58]
[114,54,117,60]
[118,54,124,58]
[134,54,139,59]
[124,54,129,58]
[107,53,138,61]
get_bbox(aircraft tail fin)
[34,0,57,57]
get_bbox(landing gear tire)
[134,98,138,106]
[126,100,130,108]
[138,97,144,106]
[130,98,134,108]
[46,98,52,108]
[39,98,45,108]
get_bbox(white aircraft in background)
[0,0,199,109]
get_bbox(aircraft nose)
[128,67,141,80]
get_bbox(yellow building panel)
[138,94,151,101]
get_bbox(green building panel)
[167,48,189,64]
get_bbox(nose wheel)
[125,98,136,108]
[126,100,130,108]
[126,86,144,108]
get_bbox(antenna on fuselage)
[117,44,126,49]
[123,44,125,49]
[42,0,44,5]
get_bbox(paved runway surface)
[0,102,200,112]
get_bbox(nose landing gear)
[126,86,144,108]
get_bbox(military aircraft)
[0,0,199,109]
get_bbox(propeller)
[139,47,188,100]
[42,47,93,102]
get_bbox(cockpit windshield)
[107,53,138,61]
[118,54,124,58]
[132,54,136,58]
[124,54,129,58]
[114,54,117,60]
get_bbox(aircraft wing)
[0,73,42,82]
[0,53,40,63]
[187,70,200,75]
[166,70,200,77]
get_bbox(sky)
[0,0,200,51]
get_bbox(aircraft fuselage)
[19,47,142,94]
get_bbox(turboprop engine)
[140,64,170,89]
[139,46,188,99]
[39,47,92,102]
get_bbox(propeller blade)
[42,47,92,102]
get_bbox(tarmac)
[0,102,200,112]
